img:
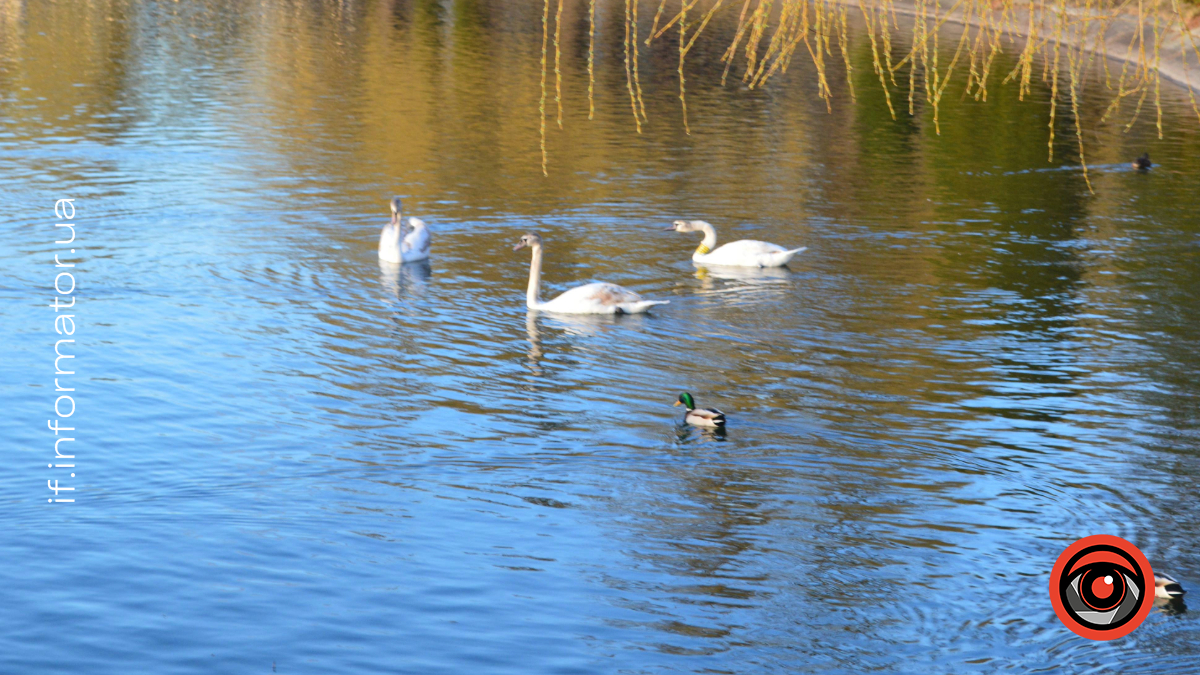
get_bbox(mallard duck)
[1133,153,1152,171]
[513,232,668,314]
[379,197,431,263]
[673,392,726,427]
[666,220,806,268]
[1155,573,1186,599]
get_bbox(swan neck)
[697,222,717,254]
[526,244,543,309]
[382,221,401,245]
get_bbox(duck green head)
[673,392,696,410]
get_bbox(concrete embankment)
[834,0,1200,92]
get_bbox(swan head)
[389,196,403,224]
[513,232,543,252]
[666,220,707,233]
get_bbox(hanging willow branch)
[535,0,1200,190]
[539,0,550,176]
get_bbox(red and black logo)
[1049,535,1154,640]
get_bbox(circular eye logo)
[1049,535,1154,640]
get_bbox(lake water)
[2,1,1199,672]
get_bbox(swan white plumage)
[379,196,431,263]
[667,220,805,267]
[513,232,669,314]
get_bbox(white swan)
[513,232,669,314]
[667,220,805,267]
[379,197,431,263]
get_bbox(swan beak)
[672,400,682,407]
[663,226,676,231]
[513,242,527,251]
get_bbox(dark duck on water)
[1155,574,1186,599]
[674,392,726,428]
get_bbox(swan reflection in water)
[523,311,637,377]
[695,263,792,283]
[378,258,432,300]
[525,312,544,377]
[693,264,794,303]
